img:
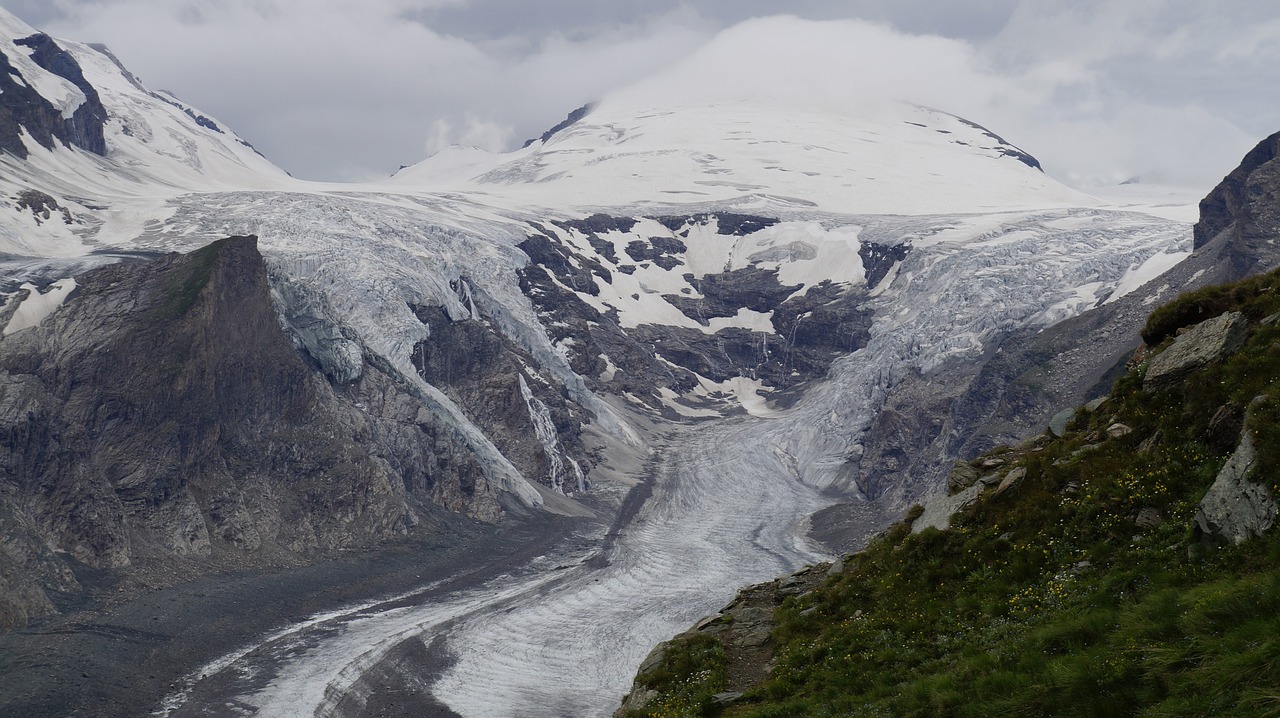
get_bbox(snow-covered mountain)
[0,7,1247,718]
[392,99,1094,215]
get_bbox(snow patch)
[4,278,75,334]
[1105,250,1191,304]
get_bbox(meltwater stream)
[159,412,833,718]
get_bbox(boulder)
[946,461,981,493]
[712,691,745,708]
[1106,423,1133,439]
[1143,312,1249,391]
[1194,396,1277,544]
[994,466,1027,496]
[1206,403,1244,454]
[1049,407,1077,437]
[977,472,1003,487]
[635,642,668,676]
[1134,507,1163,529]
[912,481,983,533]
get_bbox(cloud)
[39,0,708,180]
[423,116,512,155]
[19,0,1278,188]
[603,13,1260,186]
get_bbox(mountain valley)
[0,8,1272,717]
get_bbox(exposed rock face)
[858,241,910,288]
[912,480,984,533]
[1195,396,1277,545]
[13,189,77,228]
[522,102,595,148]
[1143,311,1249,392]
[0,34,107,158]
[0,237,513,630]
[517,214,872,414]
[410,302,592,493]
[1195,131,1280,252]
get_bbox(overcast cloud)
[8,0,1277,189]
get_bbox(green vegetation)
[624,267,1280,718]
[630,635,730,718]
[1141,266,1280,344]
[154,238,226,319]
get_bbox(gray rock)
[1135,507,1163,529]
[1084,396,1109,412]
[693,615,721,632]
[1049,407,1077,437]
[636,642,668,676]
[912,480,984,533]
[616,688,659,715]
[946,461,981,493]
[1137,432,1161,455]
[1106,423,1133,439]
[977,472,1003,487]
[1207,403,1244,454]
[1195,396,1277,544]
[1144,312,1249,392]
[711,691,745,708]
[994,466,1027,496]
[735,625,772,648]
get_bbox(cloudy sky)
[8,0,1278,189]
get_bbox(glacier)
[0,7,1206,717]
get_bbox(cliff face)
[1195,130,1280,254]
[0,237,507,630]
[0,33,107,159]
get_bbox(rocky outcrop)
[1194,396,1277,544]
[518,216,872,414]
[858,241,910,288]
[1195,131,1280,251]
[0,237,519,631]
[410,302,592,493]
[0,34,107,158]
[522,102,595,148]
[615,563,828,717]
[1143,311,1249,391]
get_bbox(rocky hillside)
[615,255,1280,717]
[0,236,547,631]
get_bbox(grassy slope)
[623,268,1280,718]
